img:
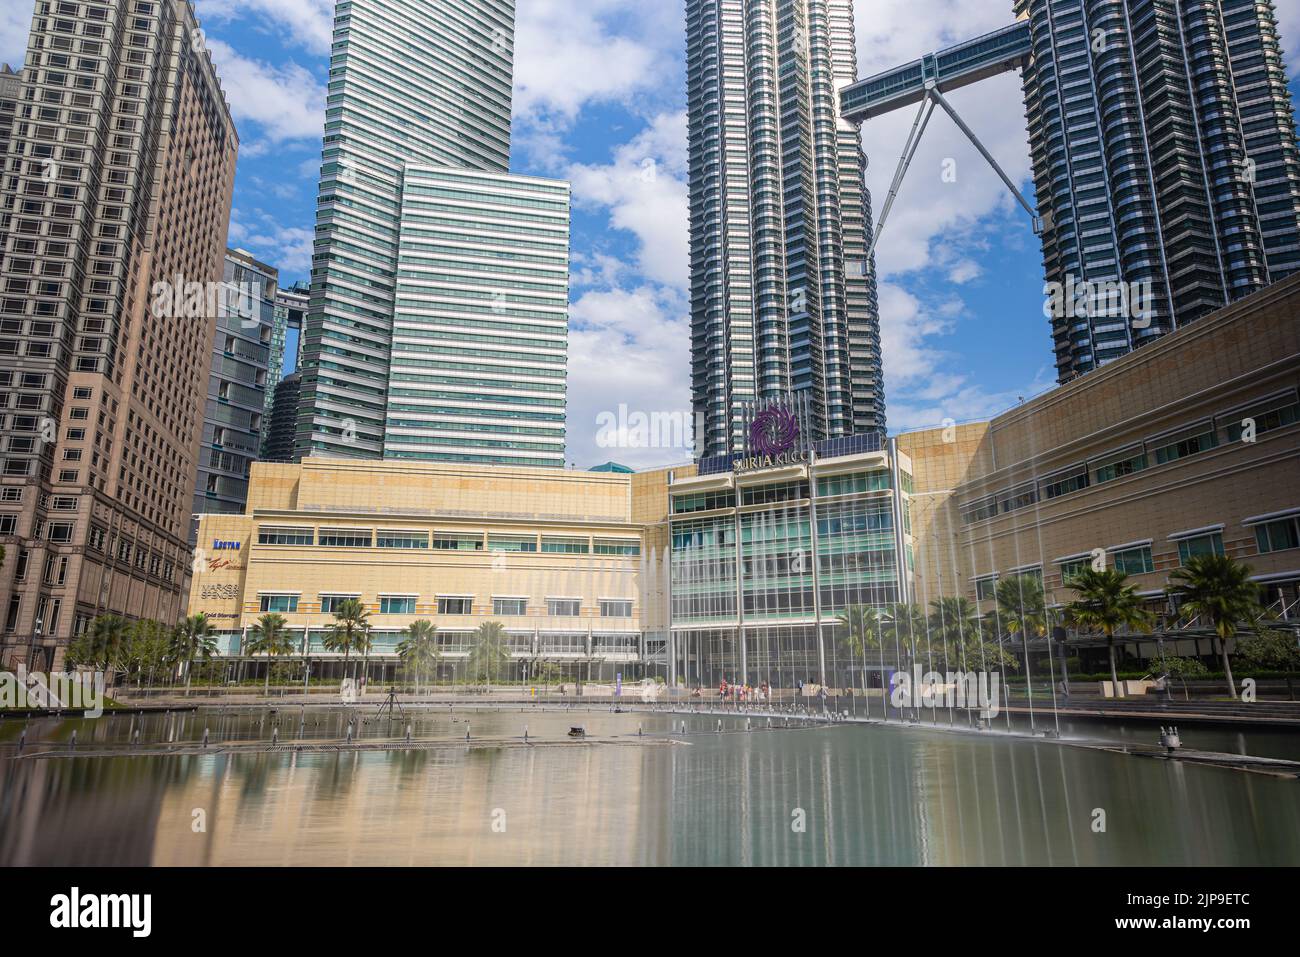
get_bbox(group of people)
[716,678,770,706]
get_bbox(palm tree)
[995,576,1047,643]
[887,602,928,668]
[396,619,440,695]
[1169,554,1262,700]
[1063,567,1153,698]
[836,605,885,692]
[321,598,371,685]
[995,575,1066,689]
[172,613,216,696]
[67,615,130,682]
[466,621,510,691]
[246,613,294,695]
[928,596,981,671]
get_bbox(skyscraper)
[686,0,885,460]
[385,167,569,467]
[294,0,522,460]
[0,1,237,667]
[192,249,278,532]
[844,2,1300,384]
[1016,0,1300,381]
[0,65,20,196]
[262,372,302,464]
[265,279,307,427]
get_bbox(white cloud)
[561,106,692,467]
[850,1,1048,431]
[854,19,1034,279]
[512,0,684,164]
[228,209,314,276]
[206,38,325,145]
[1278,3,1300,71]
[876,282,1054,432]
[567,112,689,289]
[0,4,30,69]
[195,0,335,56]
[567,285,692,469]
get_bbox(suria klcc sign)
[733,405,810,472]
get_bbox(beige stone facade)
[897,273,1300,626]
[0,1,237,668]
[189,459,650,672]
[186,276,1299,679]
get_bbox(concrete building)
[898,272,1300,654]
[842,0,1300,383]
[192,248,278,531]
[658,439,914,690]
[0,0,237,668]
[686,0,885,458]
[0,65,20,208]
[189,276,1300,687]
[189,458,647,680]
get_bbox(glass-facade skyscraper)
[386,167,569,467]
[193,249,279,533]
[295,0,532,460]
[1015,0,1300,381]
[686,0,885,460]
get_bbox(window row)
[971,513,1300,596]
[254,525,640,555]
[960,391,1298,525]
[258,594,635,618]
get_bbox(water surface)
[1,708,1296,866]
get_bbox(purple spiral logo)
[749,406,800,457]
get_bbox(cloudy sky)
[3,0,1299,468]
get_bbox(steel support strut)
[864,81,1043,263]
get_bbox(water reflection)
[1,711,1297,865]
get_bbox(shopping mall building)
[186,275,1300,686]
[189,458,654,683]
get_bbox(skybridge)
[838,19,1043,253]
[841,20,1032,123]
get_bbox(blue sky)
[3,0,1299,469]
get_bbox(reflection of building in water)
[0,759,163,866]
[150,734,666,866]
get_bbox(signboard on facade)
[732,403,812,473]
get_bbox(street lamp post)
[26,617,43,672]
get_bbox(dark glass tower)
[686,0,885,460]
[1015,0,1300,380]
